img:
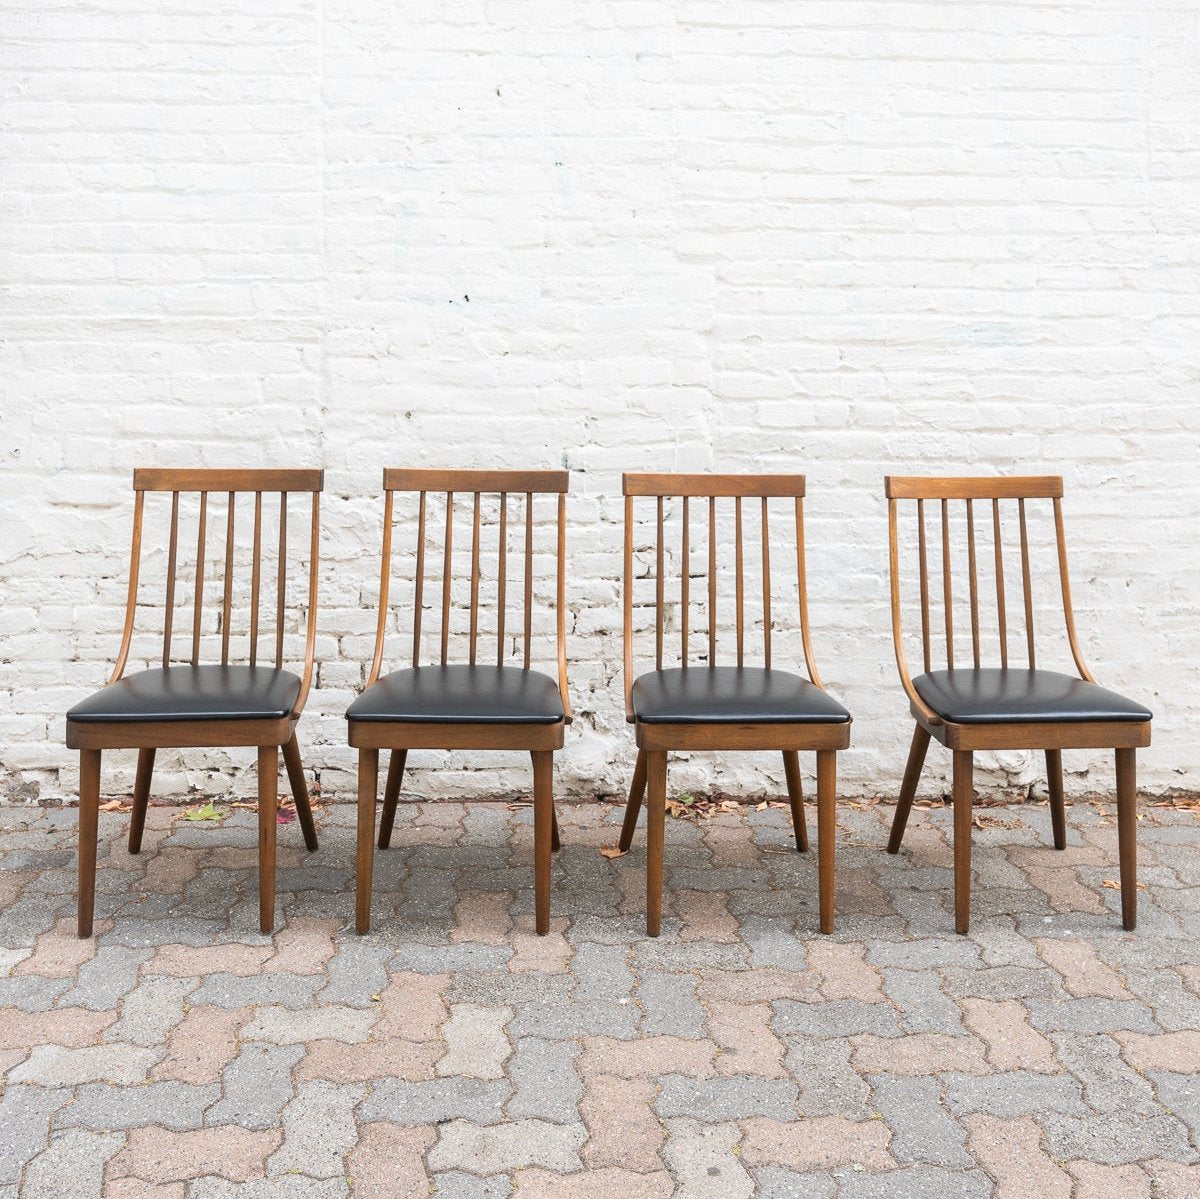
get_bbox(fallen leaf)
[755,801,769,811]
[276,807,296,825]
[99,800,129,812]
[182,801,224,823]
[599,845,626,860]
[1102,879,1148,891]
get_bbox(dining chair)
[884,476,1152,934]
[346,469,571,936]
[618,473,852,936]
[66,468,324,937]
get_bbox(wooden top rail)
[885,476,1063,501]
[384,468,569,494]
[134,468,324,493]
[624,473,806,498]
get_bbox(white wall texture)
[2,0,1198,807]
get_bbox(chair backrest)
[622,473,823,718]
[111,469,324,712]
[367,468,572,716]
[885,475,1094,712]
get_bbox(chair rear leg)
[282,734,318,852]
[378,749,407,850]
[1045,749,1067,851]
[618,748,648,852]
[1115,748,1137,931]
[816,750,837,933]
[645,751,667,937]
[888,724,931,854]
[782,750,808,852]
[952,750,973,935]
[127,748,155,854]
[355,748,379,935]
[77,749,101,938]
[531,751,556,934]
[257,744,279,935]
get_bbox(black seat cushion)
[67,666,301,724]
[346,665,564,724]
[631,667,851,725]
[914,668,1152,725]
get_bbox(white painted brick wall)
[2,1,1198,806]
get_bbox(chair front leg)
[952,749,973,935]
[887,724,930,854]
[355,748,379,935]
[282,734,319,853]
[782,750,808,852]
[1045,749,1067,851]
[1115,747,1137,931]
[816,750,837,934]
[128,748,155,854]
[531,751,555,935]
[77,749,102,938]
[378,749,407,850]
[645,751,667,937]
[257,744,279,935]
[618,748,648,852]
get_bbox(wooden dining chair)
[347,469,571,936]
[618,473,851,936]
[66,468,324,937]
[884,476,1152,934]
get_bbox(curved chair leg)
[618,749,648,852]
[355,748,379,934]
[952,750,973,935]
[531,751,555,935]
[378,749,407,850]
[817,750,837,933]
[127,748,155,854]
[888,724,931,854]
[1115,748,1137,931]
[645,751,667,937]
[282,735,318,852]
[77,749,101,938]
[1045,749,1067,851]
[257,744,279,935]
[782,750,808,852]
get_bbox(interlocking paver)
[1,799,1198,1197]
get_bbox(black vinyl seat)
[67,665,301,724]
[631,666,852,725]
[913,668,1152,726]
[346,665,565,725]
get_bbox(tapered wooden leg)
[782,750,808,852]
[282,734,318,853]
[532,751,555,935]
[378,749,407,850]
[257,744,279,935]
[645,751,667,937]
[552,808,561,853]
[887,724,931,854]
[127,747,155,854]
[356,748,379,935]
[817,750,837,934]
[1045,748,1067,851]
[1115,748,1137,931]
[952,750,973,935]
[77,749,101,938]
[618,749,648,852]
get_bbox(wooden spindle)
[191,491,207,665]
[249,492,262,666]
[1019,498,1036,668]
[941,498,954,669]
[708,496,717,664]
[1053,496,1095,682]
[655,496,664,670]
[275,492,287,669]
[441,492,454,666]
[497,492,507,666]
[370,489,394,684]
[163,491,180,668]
[917,499,931,673]
[966,498,980,668]
[412,492,426,667]
[109,490,145,685]
[761,496,771,669]
[795,496,821,687]
[993,498,1008,668]
[680,496,689,664]
[735,496,745,667]
[524,492,533,670]
[469,492,481,666]
[221,492,234,665]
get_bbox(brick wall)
[2,1,1197,805]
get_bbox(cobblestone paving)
[1,795,1199,1197]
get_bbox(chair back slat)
[707,495,717,665]
[655,496,665,670]
[108,491,145,684]
[371,490,394,684]
[469,493,482,665]
[163,491,180,669]
[523,491,534,670]
[497,493,507,666]
[885,476,1093,701]
[249,492,263,667]
[221,493,235,665]
[441,492,454,666]
[275,493,287,669]
[794,496,822,687]
[191,491,207,666]
[761,497,772,670]
[411,491,425,668]
[735,497,745,667]
[680,496,690,663]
